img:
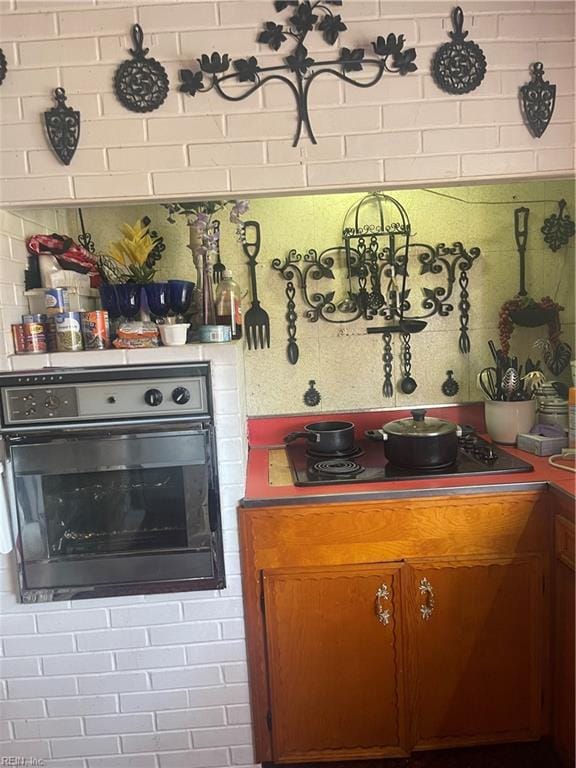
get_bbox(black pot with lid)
[380,409,462,469]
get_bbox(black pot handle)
[284,431,320,443]
[411,409,427,422]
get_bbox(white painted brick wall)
[0,345,252,767]
[0,1,573,207]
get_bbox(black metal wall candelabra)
[272,192,481,353]
[178,0,417,147]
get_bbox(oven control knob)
[144,388,163,407]
[44,394,60,410]
[172,387,190,405]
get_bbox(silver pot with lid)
[380,408,462,469]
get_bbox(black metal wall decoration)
[114,24,169,113]
[272,192,481,354]
[520,62,555,138]
[77,208,96,254]
[541,199,575,252]
[285,281,299,364]
[0,48,7,86]
[179,0,417,147]
[303,380,321,407]
[381,332,394,399]
[43,88,80,165]
[441,369,460,397]
[431,6,486,95]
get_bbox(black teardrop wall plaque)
[44,88,80,165]
[114,24,169,113]
[0,48,7,86]
[520,62,556,138]
[431,6,486,94]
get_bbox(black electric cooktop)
[286,433,534,487]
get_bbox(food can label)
[81,311,110,350]
[23,322,47,353]
[55,312,83,351]
[45,288,69,314]
[11,324,26,354]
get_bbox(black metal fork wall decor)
[178,0,417,147]
[272,192,481,354]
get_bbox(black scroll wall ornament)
[520,62,556,138]
[0,48,7,86]
[44,88,80,165]
[114,24,169,113]
[431,6,486,95]
[541,199,575,252]
[178,0,417,147]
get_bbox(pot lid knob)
[411,409,426,422]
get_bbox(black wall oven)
[0,363,225,603]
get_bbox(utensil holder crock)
[484,399,537,444]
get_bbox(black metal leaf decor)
[541,199,575,252]
[114,24,169,113]
[44,88,80,165]
[520,62,556,138]
[431,6,486,94]
[179,0,417,147]
[0,48,7,86]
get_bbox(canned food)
[197,325,232,343]
[54,312,83,352]
[22,313,47,324]
[23,321,47,353]
[81,310,110,350]
[11,324,26,354]
[44,287,69,315]
[45,317,58,352]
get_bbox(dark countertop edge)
[239,479,556,509]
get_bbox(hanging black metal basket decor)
[520,62,556,138]
[179,0,417,147]
[431,6,486,95]
[0,48,7,86]
[114,24,169,113]
[43,88,80,165]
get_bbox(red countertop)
[242,406,575,507]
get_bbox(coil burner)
[311,459,365,477]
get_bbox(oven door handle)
[0,461,13,554]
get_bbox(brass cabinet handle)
[375,583,391,625]
[419,577,435,621]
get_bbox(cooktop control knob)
[172,387,190,405]
[44,394,60,410]
[144,388,163,407]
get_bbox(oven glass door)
[9,427,222,594]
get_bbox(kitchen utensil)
[211,221,226,284]
[431,6,486,95]
[399,332,417,395]
[514,207,530,296]
[380,409,462,469]
[502,367,521,400]
[478,367,499,400]
[114,24,169,113]
[242,221,270,350]
[285,281,299,365]
[284,421,355,455]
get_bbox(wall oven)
[0,363,225,603]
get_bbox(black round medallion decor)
[114,24,169,113]
[431,6,486,95]
[0,48,7,86]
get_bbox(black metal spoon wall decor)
[114,24,169,113]
[44,88,80,165]
[285,280,299,365]
[520,62,555,138]
[0,48,7,86]
[431,6,486,94]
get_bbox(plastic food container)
[159,323,190,346]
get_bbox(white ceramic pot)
[159,323,190,346]
[484,399,537,444]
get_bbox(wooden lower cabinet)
[239,491,550,763]
[552,503,575,767]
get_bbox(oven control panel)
[2,386,78,422]
[1,377,208,425]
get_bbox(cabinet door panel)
[405,555,544,749]
[263,563,407,762]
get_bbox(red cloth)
[26,234,101,287]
